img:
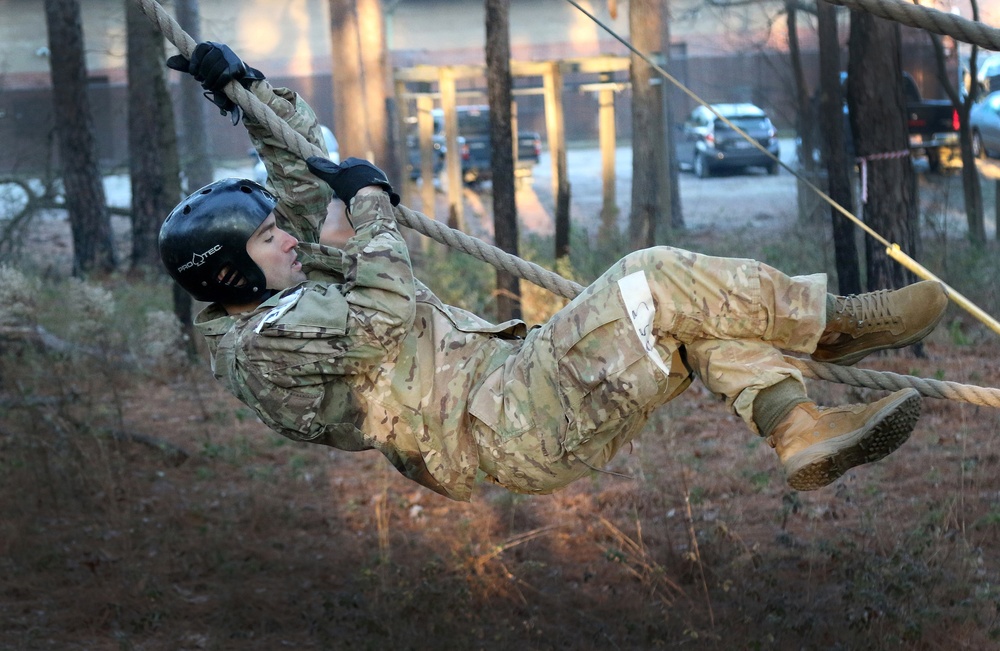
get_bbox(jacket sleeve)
[251,191,415,380]
[242,82,332,245]
[338,191,416,364]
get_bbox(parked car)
[977,53,1000,95]
[407,106,541,186]
[251,124,339,185]
[676,103,780,178]
[452,106,542,185]
[799,72,960,172]
[902,72,961,171]
[971,91,1000,159]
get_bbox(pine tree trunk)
[847,12,919,291]
[329,0,371,161]
[660,0,683,234]
[174,0,214,192]
[170,0,207,356]
[818,2,861,295]
[127,0,181,271]
[629,0,661,250]
[44,0,115,275]
[485,0,521,321]
[329,0,391,169]
[356,0,393,170]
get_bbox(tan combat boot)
[767,388,921,491]
[812,281,948,366]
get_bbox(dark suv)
[676,103,780,178]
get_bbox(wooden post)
[416,94,436,219]
[511,100,519,173]
[598,84,618,234]
[542,62,570,259]
[439,66,464,230]
[394,80,412,207]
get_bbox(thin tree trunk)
[172,0,207,355]
[629,0,661,250]
[847,12,919,290]
[127,0,180,270]
[329,1,371,160]
[44,0,115,275]
[174,0,214,192]
[661,0,683,234]
[485,0,520,321]
[788,2,814,178]
[927,14,984,246]
[818,2,861,294]
[356,0,393,171]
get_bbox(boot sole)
[784,389,921,491]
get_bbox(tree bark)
[661,0,683,234]
[44,0,115,276]
[818,2,861,295]
[329,1,370,160]
[356,0,394,171]
[629,0,661,250]
[174,0,214,192]
[329,0,392,169]
[847,12,919,291]
[126,0,181,270]
[485,0,521,321]
[788,2,814,178]
[927,16,984,246]
[171,0,206,356]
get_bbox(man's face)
[246,214,306,291]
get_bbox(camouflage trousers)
[469,246,827,494]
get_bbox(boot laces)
[835,290,899,328]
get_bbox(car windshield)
[716,116,768,131]
[458,109,490,135]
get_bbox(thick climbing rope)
[826,0,1000,52]
[132,0,1000,409]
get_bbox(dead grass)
[4,180,1000,649]
[3,322,1000,650]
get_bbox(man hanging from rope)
[160,42,950,502]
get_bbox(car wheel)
[694,153,711,178]
[973,131,986,159]
[767,160,779,176]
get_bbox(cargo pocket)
[549,280,668,452]
[468,360,536,442]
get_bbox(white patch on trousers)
[617,271,671,377]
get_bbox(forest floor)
[3,158,1000,650]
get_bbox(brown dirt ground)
[3,330,1000,650]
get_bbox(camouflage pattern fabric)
[195,85,828,502]
[469,248,826,494]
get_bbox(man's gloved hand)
[166,42,265,126]
[306,157,400,209]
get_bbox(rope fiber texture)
[825,0,1000,52]
[134,0,1000,408]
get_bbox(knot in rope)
[857,150,910,203]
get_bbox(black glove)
[166,42,265,126]
[306,157,400,208]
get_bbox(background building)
[0,0,975,175]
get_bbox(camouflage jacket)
[195,83,525,501]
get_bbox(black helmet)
[159,178,277,304]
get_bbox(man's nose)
[282,231,298,250]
